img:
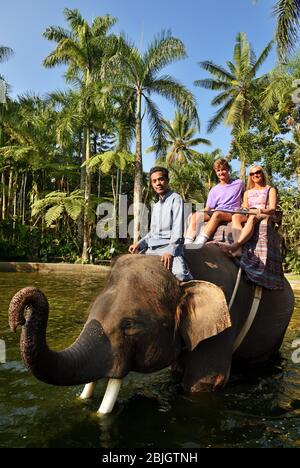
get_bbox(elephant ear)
[178,280,231,351]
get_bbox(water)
[0,272,299,448]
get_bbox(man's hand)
[128,243,140,254]
[160,253,174,271]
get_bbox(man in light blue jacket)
[129,166,192,281]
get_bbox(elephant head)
[9,254,231,414]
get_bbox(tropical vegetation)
[0,3,300,272]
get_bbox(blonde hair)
[213,158,229,171]
[246,165,267,190]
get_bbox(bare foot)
[219,242,242,257]
[219,243,234,253]
[231,247,242,257]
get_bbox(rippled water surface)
[0,272,299,448]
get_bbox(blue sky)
[0,0,277,171]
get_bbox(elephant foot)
[184,373,228,393]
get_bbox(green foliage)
[0,221,40,259]
[0,220,81,262]
[91,238,129,263]
[196,32,275,134]
[273,0,300,60]
[146,109,210,164]
[32,190,85,226]
[279,189,300,273]
[85,150,134,173]
[2,10,300,269]
[168,150,222,202]
[38,229,80,263]
[116,30,199,217]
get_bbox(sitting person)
[184,158,244,247]
[128,166,193,281]
[220,165,277,257]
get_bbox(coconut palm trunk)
[82,127,91,262]
[133,91,143,242]
[1,172,6,220]
[7,169,15,216]
[296,163,300,192]
[119,32,198,243]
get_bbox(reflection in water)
[0,273,299,448]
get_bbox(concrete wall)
[0,262,110,275]
[0,262,298,292]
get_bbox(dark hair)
[149,166,169,180]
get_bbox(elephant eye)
[120,318,144,336]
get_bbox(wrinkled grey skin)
[9,245,294,392]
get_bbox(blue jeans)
[145,245,193,281]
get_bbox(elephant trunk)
[9,287,112,386]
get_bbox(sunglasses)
[250,170,263,176]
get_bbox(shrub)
[279,190,300,274]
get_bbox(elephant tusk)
[97,378,122,415]
[79,381,97,400]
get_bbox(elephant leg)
[79,381,97,399]
[180,331,233,392]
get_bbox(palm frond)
[226,61,236,74]
[225,93,247,127]
[250,40,274,77]
[211,91,232,106]
[91,15,117,37]
[233,32,242,67]
[42,26,71,42]
[64,8,85,32]
[238,32,251,76]
[144,96,165,156]
[207,98,235,133]
[44,205,64,226]
[274,0,300,60]
[186,137,211,147]
[194,79,232,91]
[144,31,186,75]
[0,46,14,63]
[64,199,84,220]
[199,60,235,81]
[151,76,199,128]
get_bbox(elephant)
[9,244,294,414]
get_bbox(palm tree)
[193,149,222,191]
[0,45,13,146]
[117,32,199,241]
[147,110,210,165]
[252,1,300,61]
[168,150,222,202]
[85,148,134,224]
[0,46,13,64]
[168,164,205,202]
[195,32,276,178]
[286,127,300,191]
[273,0,300,61]
[262,53,300,116]
[43,8,120,261]
[0,94,61,223]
